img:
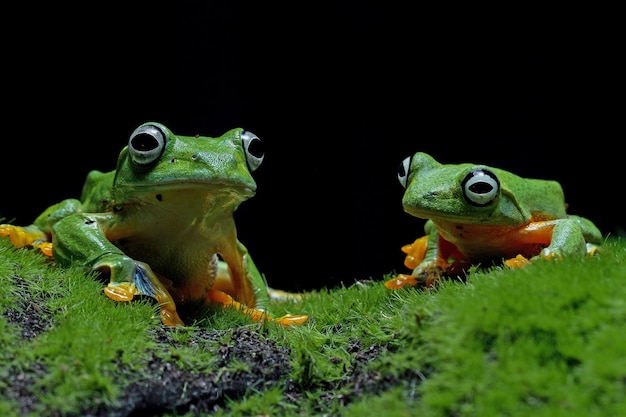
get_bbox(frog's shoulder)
[80,170,116,207]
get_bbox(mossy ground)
[1,236,625,416]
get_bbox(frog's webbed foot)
[503,254,532,268]
[384,273,419,289]
[386,234,446,289]
[401,235,430,270]
[98,258,184,327]
[548,242,602,259]
[207,289,308,326]
[0,224,53,256]
[586,242,601,256]
[384,266,443,290]
[504,241,600,270]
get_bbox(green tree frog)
[0,122,307,327]
[385,152,602,289]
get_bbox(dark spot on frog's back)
[156,194,163,202]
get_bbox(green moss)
[1,237,625,416]
[410,238,626,417]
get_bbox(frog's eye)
[462,169,500,207]
[397,156,411,188]
[128,124,167,166]
[241,131,264,172]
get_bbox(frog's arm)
[504,216,601,268]
[0,199,83,256]
[569,215,602,254]
[543,216,601,257]
[50,212,184,327]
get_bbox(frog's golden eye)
[462,169,500,207]
[241,131,264,172]
[397,156,411,188]
[128,123,167,166]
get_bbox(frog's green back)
[494,168,567,220]
[79,170,116,211]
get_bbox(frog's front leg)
[385,221,455,289]
[51,213,184,326]
[504,217,601,268]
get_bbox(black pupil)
[132,133,159,151]
[469,181,493,194]
[398,163,407,178]
[247,138,264,158]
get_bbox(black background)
[2,3,622,291]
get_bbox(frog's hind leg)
[0,224,53,256]
[209,258,308,325]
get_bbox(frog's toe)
[274,314,308,326]
[401,235,430,269]
[503,254,532,268]
[207,289,268,322]
[33,242,53,257]
[384,274,418,289]
[586,243,600,256]
[160,305,185,327]
[104,282,138,302]
[385,269,443,289]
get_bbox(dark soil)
[2,286,424,416]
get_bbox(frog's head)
[113,122,264,200]
[397,152,530,225]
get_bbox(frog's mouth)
[405,207,477,224]
[121,181,256,196]
[405,205,524,227]
[117,183,257,213]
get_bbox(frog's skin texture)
[385,152,602,290]
[0,122,307,326]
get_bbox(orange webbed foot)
[503,254,532,268]
[384,274,418,289]
[207,289,307,326]
[401,236,429,270]
[0,224,52,256]
[104,281,185,327]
